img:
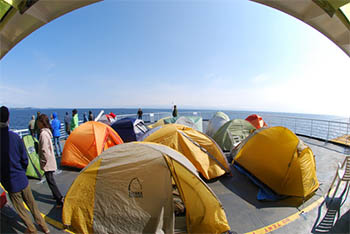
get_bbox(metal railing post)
[11,111,350,153]
[310,120,313,137]
[346,120,349,155]
[326,121,330,142]
[150,113,154,123]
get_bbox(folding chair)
[327,156,350,201]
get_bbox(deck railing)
[259,115,349,143]
[12,111,349,152]
[184,111,349,143]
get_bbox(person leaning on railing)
[28,115,35,137]
[64,112,71,136]
[34,111,41,139]
[137,108,143,120]
[172,105,178,117]
[51,112,63,157]
[70,109,79,132]
[88,110,94,121]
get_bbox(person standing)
[37,114,64,208]
[172,105,178,118]
[51,112,62,157]
[83,112,88,123]
[34,111,41,139]
[137,108,143,120]
[88,111,94,121]
[49,114,53,124]
[0,106,50,234]
[70,109,79,132]
[28,115,35,137]
[64,112,71,137]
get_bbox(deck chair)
[327,156,350,201]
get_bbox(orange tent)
[61,121,123,169]
[245,114,267,129]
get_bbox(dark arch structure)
[251,0,350,57]
[0,0,101,59]
[0,0,349,59]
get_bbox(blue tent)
[111,118,148,142]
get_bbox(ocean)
[7,107,349,131]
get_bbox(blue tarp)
[233,163,286,201]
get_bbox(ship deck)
[1,136,349,234]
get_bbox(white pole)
[94,110,104,121]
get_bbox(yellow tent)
[148,116,169,129]
[62,142,230,234]
[143,124,230,180]
[233,126,319,197]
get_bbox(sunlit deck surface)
[1,136,349,234]
[331,134,350,147]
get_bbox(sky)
[0,0,349,117]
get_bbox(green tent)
[163,116,203,132]
[213,119,256,152]
[23,135,44,179]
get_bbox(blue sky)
[1,0,349,117]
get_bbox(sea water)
[7,107,349,131]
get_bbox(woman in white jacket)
[37,114,64,207]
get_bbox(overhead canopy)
[1,0,348,59]
[251,0,350,57]
[0,0,102,59]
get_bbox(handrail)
[11,111,349,152]
[262,114,348,125]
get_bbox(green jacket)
[70,114,79,131]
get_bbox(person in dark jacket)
[88,111,94,121]
[34,111,41,139]
[137,108,143,119]
[0,106,49,234]
[51,112,62,157]
[83,112,88,123]
[64,112,71,137]
[172,105,178,118]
